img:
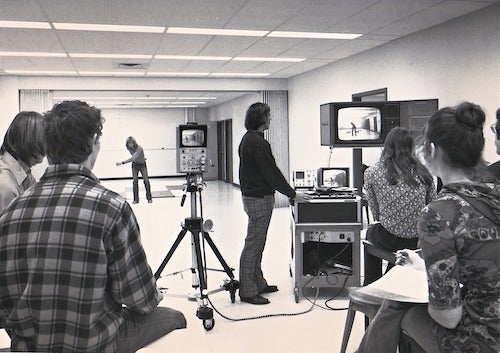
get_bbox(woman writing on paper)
[356,102,499,353]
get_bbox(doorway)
[217,120,233,183]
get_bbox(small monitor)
[317,167,350,188]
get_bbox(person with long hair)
[0,111,45,212]
[356,101,499,353]
[363,127,436,285]
[238,102,311,305]
[116,136,152,203]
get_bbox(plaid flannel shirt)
[0,164,159,352]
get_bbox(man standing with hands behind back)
[238,102,311,305]
[0,101,186,353]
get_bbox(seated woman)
[363,127,435,284]
[0,111,45,212]
[356,102,500,353]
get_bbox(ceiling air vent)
[114,63,149,69]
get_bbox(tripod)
[154,173,239,331]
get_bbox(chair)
[339,240,399,353]
[340,286,385,353]
[362,240,396,264]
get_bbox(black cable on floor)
[207,276,320,322]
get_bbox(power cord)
[207,281,320,322]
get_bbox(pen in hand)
[395,248,422,266]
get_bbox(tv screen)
[181,129,205,147]
[178,124,208,148]
[317,167,349,188]
[337,107,381,141]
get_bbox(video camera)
[176,123,208,173]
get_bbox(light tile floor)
[1,178,367,353]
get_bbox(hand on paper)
[395,249,425,271]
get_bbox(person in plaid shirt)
[0,100,186,352]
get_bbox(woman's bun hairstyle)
[455,101,485,131]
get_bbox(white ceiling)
[1,0,498,107]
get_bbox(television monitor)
[320,101,400,148]
[178,124,207,148]
[320,99,438,148]
[176,124,208,173]
[317,167,350,188]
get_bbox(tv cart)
[290,195,362,302]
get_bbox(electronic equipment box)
[293,170,316,189]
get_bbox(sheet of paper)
[366,265,429,303]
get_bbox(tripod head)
[181,173,205,207]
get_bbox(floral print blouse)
[418,182,500,353]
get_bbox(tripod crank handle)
[181,193,186,206]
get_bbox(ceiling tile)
[269,60,331,78]
[164,0,247,27]
[235,37,304,57]
[275,0,380,32]
[198,36,262,57]
[57,31,162,54]
[331,0,444,33]
[37,0,177,26]
[156,34,213,56]
[225,0,312,30]
[0,28,64,52]
[212,60,262,73]
[373,0,495,36]
[313,38,389,60]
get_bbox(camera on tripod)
[155,122,239,331]
[176,123,208,174]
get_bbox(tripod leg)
[202,231,236,279]
[191,230,208,295]
[154,227,189,279]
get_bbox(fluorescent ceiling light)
[178,97,217,100]
[209,72,270,77]
[98,105,198,109]
[167,27,268,37]
[70,53,152,59]
[0,21,51,29]
[79,71,145,76]
[53,22,165,33]
[233,56,305,62]
[0,51,67,57]
[168,101,205,105]
[146,72,210,77]
[3,70,76,76]
[268,31,362,39]
[155,55,231,61]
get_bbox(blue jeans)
[132,162,152,202]
[115,306,186,353]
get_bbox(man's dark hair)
[245,102,270,131]
[44,100,104,164]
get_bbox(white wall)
[0,77,20,135]
[288,4,500,177]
